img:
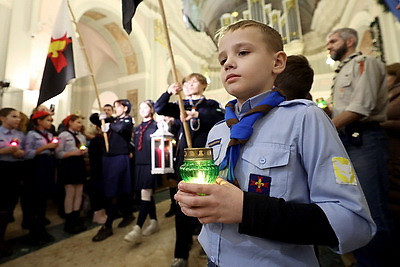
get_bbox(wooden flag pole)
[67,0,109,152]
[157,0,193,148]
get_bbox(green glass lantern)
[179,147,219,185]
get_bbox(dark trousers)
[21,156,55,232]
[174,206,201,259]
[85,179,106,212]
[0,161,23,213]
[341,123,395,265]
[104,193,133,228]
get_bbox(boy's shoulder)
[208,119,228,137]
[279,99,316,108]
[214,120,225,126]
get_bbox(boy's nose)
[224,59,234,70]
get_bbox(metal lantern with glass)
[150,120,174,174]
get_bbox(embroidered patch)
[208,138,222,147]
[248,174,271,195]
[332,157,357,185]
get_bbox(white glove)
[99,113,107,121]
[101,122,110,133]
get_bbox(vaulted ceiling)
[183,0,319,38]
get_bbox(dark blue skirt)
[134,164,158,190]
[58,155,87,185]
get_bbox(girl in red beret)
[55,114,88,234]
[24,110,58,245]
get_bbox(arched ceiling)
[183,0,319,38]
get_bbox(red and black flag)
[37,0,76,106]
[122,0,143,35]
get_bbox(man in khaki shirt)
[327,27,392,266]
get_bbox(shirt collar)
[341,52,362,63]
[236,90,272,117]
[0,126,13,134]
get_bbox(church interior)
[1,0,400,266]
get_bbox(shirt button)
[259,157,266,164]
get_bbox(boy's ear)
[273,51,287,75]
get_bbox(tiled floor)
[1,190,345,267]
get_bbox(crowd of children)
[0,100,142,257]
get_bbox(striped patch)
[208,138,222,147]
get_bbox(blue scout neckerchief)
[219,89,286,184]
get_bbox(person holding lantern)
[24,110,58,244]
[0,107,25,257]
[124,100,160,244]
[55,114,88,234]
[175,20,375,266]
[154,73,225,267]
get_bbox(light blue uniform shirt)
[25,129,54,159]
[201,92,376,266]
[0,126,25,162]
[55,131,86,159]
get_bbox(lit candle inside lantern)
[180,148,219,185]
[79,145,87,150]
[9,139,19,147]
[150,120,174,175]
[51,137,59,144]
[191,171,208,184]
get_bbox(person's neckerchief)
[219,89,286,184]
[137,119,153,151]
[185,96,205,131]
[35,128,55,154]
[34,128,51,143]
[67,130,81,149]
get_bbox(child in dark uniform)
[154,73,225,266]
[55,114,88,234]
[0,108,25,257]
[91,99,135,242]
[124,100,160,244]
[87,118,107,224]
[24,110,58,244]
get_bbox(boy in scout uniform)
[175,20,376,267]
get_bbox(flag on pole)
[122,0,143,35]
[37,0,86,106]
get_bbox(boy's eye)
[238,50,249,56]
[219,58,227,65]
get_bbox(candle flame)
[190,171,208,184]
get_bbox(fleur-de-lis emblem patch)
[248,174,271,195]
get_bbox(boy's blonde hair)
[215,19,283,53]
